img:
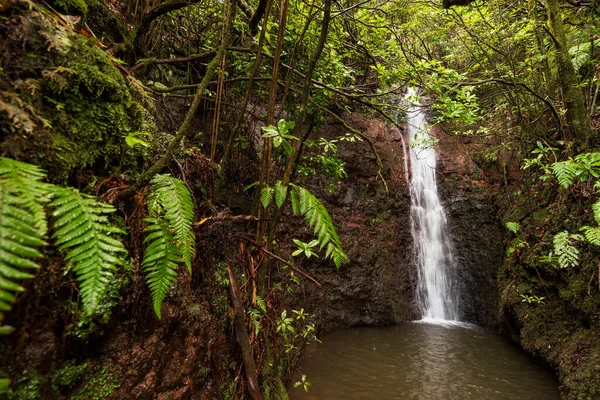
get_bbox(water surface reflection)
[290,322,559,400]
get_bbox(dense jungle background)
[0,0,600,397]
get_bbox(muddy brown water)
[289,322,559,400]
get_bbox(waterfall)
[405,89,458,322]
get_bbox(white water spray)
[405,89,458,322]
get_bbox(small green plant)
[293,374,312,392]
[505,221,528,257]
[522,141,558,178]
[520,294,546,305]
[276,310,295,339]
[261,119,297,156]
[125,131,150,148]
[292,239,319,259]
[505,221,520,234]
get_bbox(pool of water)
[289,322,559,400]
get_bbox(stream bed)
[289,322,559,400]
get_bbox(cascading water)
[405,89,458,322]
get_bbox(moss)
[72,367,118,400]
[0,7,153,184]
[84,0,128,44]
[50,360,87,397]
[11,373,41,400]
[54,0,88,16]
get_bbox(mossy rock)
[53,0,88,16]
[0,5,152,184]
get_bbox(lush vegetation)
[1,0,599,397]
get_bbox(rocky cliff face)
[434,129,505,328]
[281,118,505,332]
[279,113,420,331]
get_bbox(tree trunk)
[545,0,594,150]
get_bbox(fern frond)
[0,157,51,235]
[261,185,274,209]
[0,158,50,313]
[290,184,348,268]
[142,218,182,319]
[274,181,287,209]
[50,188,127,315]
[581,226,600,246]
[551,161,580,188]
[505,221,519,234]
[553,231,581,269]
[592,199,600,225]
[148,174,195,273]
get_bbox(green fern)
[553,231,583,269]
[505,221,520,234]
[50,188,127,315]
[551,153,600,188]
[580,226,600,246]
[261,185,274,208]
[148,174,195,272]
[592,199,600,225]
[142,218,182,319]
[290,184,348,268]
[0,159,49,313]
[143,174,195,319]
[274,181,287,209]
[551,161,580,188]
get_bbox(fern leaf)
[592,199,600,225]
[149,175,195,273]
[50,188,127,315]
[290,187,300,214]
[551,161,579,188]
[505,221,519,234]
[274,181,287,209]
[142,218,182,319]
[261,185,274,209]
[581,226,600,246]
[290,185,348,268]
[0,158,49,313]
[553,231,581,268]
[0,157,51,235]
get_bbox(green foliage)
[293,374,312,392]
[505,221,520,234]
[274,181,287,209]
[125,131,150,148]
[289,184,348,268]
[51,360,87,396]
[50,187,127,315]
[11,372,41,400]
[147,174,195,272]
[261,119,297,156]
[553,231,583,269]
[0,159,48,314]
[551,153,600,188]
[142,219,183,320]
[71,367,119,400]
[261,186,274,209]
[292,239,319,259]
[0,157,129,321]
[520,294,545,305]
[142,174,195,319]
[276,309,295,339]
